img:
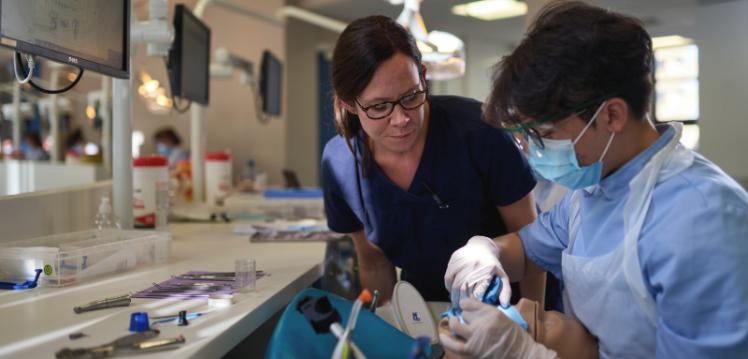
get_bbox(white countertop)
[0,222,326,358]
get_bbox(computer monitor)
[282,169,301,189]
[167,4,210,105]
[260,50,282,116]
[0,0,130,79]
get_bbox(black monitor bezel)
[260,50,282,116]
[167,4,210,106]
[0,0,131,79]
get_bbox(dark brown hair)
[484,1,654,128]
[65,128,85,149]
[154,127,182,146]
[331,15,422,174]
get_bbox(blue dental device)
[0,269,43,290]
[443,276,528,331]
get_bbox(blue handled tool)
[408,336,431,359]
[0,269,42,290]
[442,276,528,331]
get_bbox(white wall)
[0,182,112,241]
[284,18,339,187]
[694,0,748,185]
[132,0,287,185]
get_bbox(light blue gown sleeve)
[641,183,748,358]
[517,193,572,279]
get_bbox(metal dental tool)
[73,294,132,314]
[174,272,236,281]
[133,335,185,350]
[68,332,88,340]
[369,290,380,313]
[55,329,185,358]
[151,311,203,326]
[174,271,265,281]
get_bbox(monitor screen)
[167,4,210,105]
[261,50,282,116]
[0,0,130,79]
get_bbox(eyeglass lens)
[363,90,427,120]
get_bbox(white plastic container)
[206,151,232,205]
[375,281,442,345]
[133,155,169,229]
[0,229,171,287]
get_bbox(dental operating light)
[395,0,466,80]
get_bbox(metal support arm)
[112,0,173,229]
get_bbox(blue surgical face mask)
[156,143,172,157]
[528,102,615,190]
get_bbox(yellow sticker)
[43,265,53,276]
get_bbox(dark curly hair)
[484,1,654,129]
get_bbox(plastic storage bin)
[0,229,170,287]
[223,191,325,220]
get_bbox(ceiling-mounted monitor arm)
[195,0,346,33]
[275,6,347,33]
[212,47,254,83]
[196,0,280,25]
[211,47,271,130]
[131,0,173,57]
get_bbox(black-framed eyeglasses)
[354,85,428,120]
[519,123,547,150]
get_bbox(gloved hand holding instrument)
[442,236,557,358]
[439,298,557,359]
[442,236,597,359]
[444,236,512,308]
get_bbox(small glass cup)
[234,258,256,292]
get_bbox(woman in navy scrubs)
[321,15,541,303]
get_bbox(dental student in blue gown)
[442,2,748,358]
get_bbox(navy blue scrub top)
[321,96,536,301]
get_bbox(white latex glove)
[439,299,557,359]
[444,236,511,307]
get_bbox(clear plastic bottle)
[242,159,257,182]
[93,197,121,230]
